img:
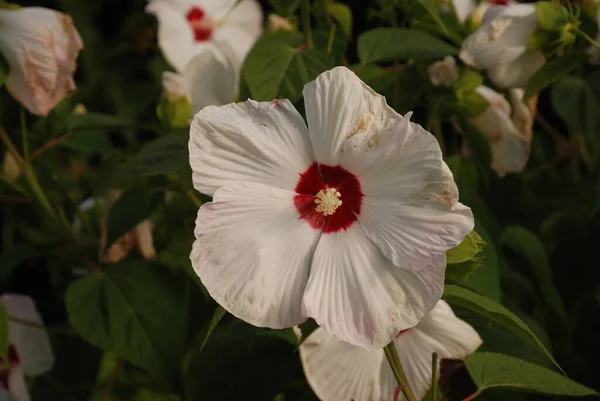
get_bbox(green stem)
[576,28,600,49]
[301,0,313,48]
[20,108,29,160]
[383,341,418,401]
[326,23,337,54]
[431,352,439,401]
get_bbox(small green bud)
[156,95,192,129]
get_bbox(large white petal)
[390,301,481,400]
[298,327,385,401]
[488,50,545,88]
[302,66,398,166]
[341,114,473,270]
[146,0,195,72]
[302,224,445,349]
[189,99,314,195]
[191,182,321,328]
[183,40,238,113]
[0,295,54,377]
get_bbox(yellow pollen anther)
[314,188,342,216]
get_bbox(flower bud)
[267,14,293,32]
[157,71,193,128]
[428,56,458,87]
[0,7,83,116]
[2,151,21,180]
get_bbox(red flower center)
[0,345,20,390]
[186,6,214,42]
[489,0,509,4]
[294,162,363,234]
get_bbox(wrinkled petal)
[0,7,83,116]
[392,301,482,400]
[0,295,54,376]
[146,0,195,72]
[216,0,263,61]
[191,182,321,328]
[183,40,238,113]
[7,368,29,401]
[302,66,397,166]
[298,327,385,401]
[189,99,314,195]
[488,49,545,88]
[301,224,445,349]
[489,128,531,176]
[341,113,473,270]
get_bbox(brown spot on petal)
[348,115,372,139]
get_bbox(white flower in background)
[459,3,544,88]
[450,0,476,23]
[268,14,293,33]
[146,0,262,73]
[427,56,458,87]
[161,39,239,114]
[471,86,533,176]
[99,190,157,263]
[297,301,482,401]
[0,294,54,401]
[189,67,474,348]
[0,7,83,116]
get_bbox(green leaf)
[535,1,571,30]
[443,285,561,371]
[465,352,598,396]
[446,259,482,281]
[454,68,484,94]
[551,76,600,143]
[200,306,227,351]
[104,187,162,252]
[445,155,479,199]
[500,225,567,320]
[460,90,490,117]
[0,304,8,361]
[526,29,556,50]
[416,0,459,43]
[65,261,186,386]
[243,33,334,102]
[66,112,135,131]
[109,130,190,186]
[446,230,485,265]
[353,64,397,94]
[523,51,588,100]
[326,1,352,37]
[357,28,458,64]
[0,52,8,87]
[60,131,114,153]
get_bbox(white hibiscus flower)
[0,294,54,401]
[160,39,239,114]
[297,300,482,401]
[427,56,458,87]
[459,3,545,88]
[189,66,474,348]
[471,86,533,176]
[146,0,262,73]
[0,7,83,116]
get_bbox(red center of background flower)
[489,0,508,4]
[0,345,20,390]
[186,7,214,42]
[294,162,363,234]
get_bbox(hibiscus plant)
[1,0,600,401]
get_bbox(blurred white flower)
[0,294,54,401]
[471,86,533,176]
[450,0,476,23]
[268,14,293,32]
[0,7,83,116]
[189,66,474,348]
[297,301,482,401]
[427,56,458,87]
[459,3,544,88]
[146,0,262,73]
[161,39,238,116]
